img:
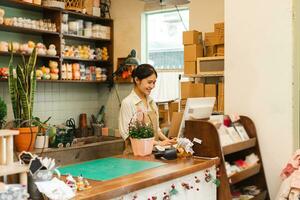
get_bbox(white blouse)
[118,90,160,140]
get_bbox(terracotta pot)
[130,137,154,156]
[14,127,38,152]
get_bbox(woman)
[119,64,175,153]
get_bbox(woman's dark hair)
[132,64,157,84]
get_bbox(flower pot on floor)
[14,127,38,152]
[130,137,154,156]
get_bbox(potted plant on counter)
[33,117,51,149]
[8,47,38,152]
[129,111,154,156]
[0,96,7,129]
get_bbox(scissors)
[66,118,76,129]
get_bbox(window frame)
[142,7,189,72]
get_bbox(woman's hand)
[157,138,177,146]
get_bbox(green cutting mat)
[58,157,165,181]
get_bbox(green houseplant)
[129,112,154,156]
[0,96,7,129]
[8,47,38,151]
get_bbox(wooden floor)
[75,155,219,200]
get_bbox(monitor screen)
[177,97,216,138]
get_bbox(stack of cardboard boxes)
[204,22,224,57]
[183,30,203,75]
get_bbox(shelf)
[62,56,110,63]
[198,56,224,61]
[183,74,224,78]
[250,190,267,200]
[37,79,108,83]
[223,138,257,155]
[0,51,59,59]
[63,34,111,42]
[0,162,28,176]
[229,164,261,185]
[0,24,60,36]
[63,10,112,22]
[0,79,107,84]
[0,0,61,12]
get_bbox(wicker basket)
[64,0,85,12]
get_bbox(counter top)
[75,155,219,200]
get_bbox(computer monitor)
[177,97,216,138]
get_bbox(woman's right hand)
[158,139,173,146]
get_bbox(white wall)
[189,0,224,32]
[225,0,294,198]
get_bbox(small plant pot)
[14,127,38,152]
[130,137,154,156]
[35,135,49,149]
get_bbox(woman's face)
[135,73,157,96]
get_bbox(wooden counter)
[75,155,219,200]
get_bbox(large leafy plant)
[128,112,154,139]
[8,47,37,127]
[0,96,7,128]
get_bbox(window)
[144,8,189,70]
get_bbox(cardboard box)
[217,44,224,56]
[218,82,224,96]
[168,112,183,138]
[205,32,224,46]
[206,46,217,57]
[184,44,203,62]
[168,102,179,121]
[181,82,204,99]
[183,30,202,45]
[180,99,187,111]
[197,57,224,76]
[214,22,224,34]
[184,61,197,75]
[218,95,224,112]
[205,84,217,111]
[86,6,101,17]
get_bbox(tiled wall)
[0,82,132,129]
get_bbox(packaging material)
[180,99,187,111]
[184,61,197,75]
[183,30,202,45]
[197,57,224,76]
[218,82,224,96]
[205,32,224,46]
[168,102,179,121]
[205,84,218,111]
[214,22,224,34]
[216,44,224,56]
[181,82,204,99]
[218,82,224,112]
[168,112,183,138]
[206,46,217,57]
[184,44,203,62]
[86,6,101,17]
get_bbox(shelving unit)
[0,0,114,84]
[184,116,269,200]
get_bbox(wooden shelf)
[198,56,224,61]
[63,34,111,42]
[183,74,224,78]
[0,51,59,59]
[0,24,60,36]
[229,164,261,185]
[223,138,257,155]
[0,0,61,12]
[62,56,109,63]
[37,79,107,83]
[0,79,107,84]
[250,190,267,200]
[0,162,28,176]
[63,10,112,22]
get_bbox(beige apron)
[123,103,159,154]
